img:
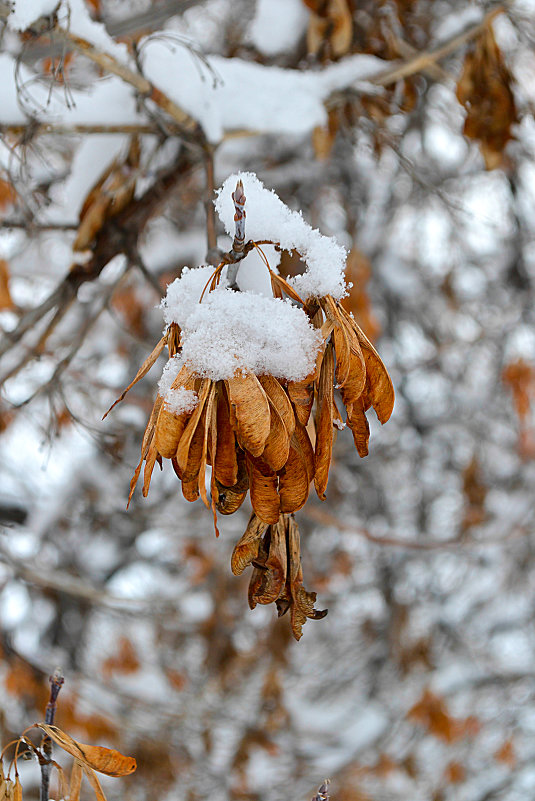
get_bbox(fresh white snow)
[160,266,322,382]
[248,0,309,57]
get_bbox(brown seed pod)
[226,372,271,457]
[231,513,268,576]
[246,454,280,524]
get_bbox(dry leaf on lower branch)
[35,724,136,777]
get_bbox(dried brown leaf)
[293,421,316,484]
[182,476,200,502]
[127,395,164,507]
[142,440,158,497]
[154,367,195,459]
[456,25,517,170]
[74,138,140,251]
[249,519,287,606]
[341,307,394,423]
[279,440,310,514]
[287,372,315,427]
[0,260,13,310]
[315,342,334,500]
[198,384,216,508]
[69,761,83,801]
[226,372,271,457]
[347,396,370,457]
[262,400,291,471]
[258,375,296,437]
[176,379,211,473]
[215,451,249,514]
[36,724,136,777]
[213,386,238,486]
[231,513,268,575]
[247,455,280,524]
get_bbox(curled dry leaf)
[231,513,267,575]
[176,379,211,472]
[261,400,291,471]
[456,23,517,170]
[249,519,287,606]
[258,375,295,438]
[245,514,327,639]
[35,724,136,777]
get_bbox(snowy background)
[1,1,535,799]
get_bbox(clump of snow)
[8,0,58,31]
[7,0,130,62]
[215,172,347,300]
[158,355,183,396]
[156,175,346,380]
[249,0,308,57]
[165,387,199,415]
[63,0,131,63]
[161,266,222,328]
[0,25,381,141]
[160,270,322,382]
[140,38,383,143]
[158,357,199,414]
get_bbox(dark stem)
[40,668,64,801]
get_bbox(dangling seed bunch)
[105,173,394,640]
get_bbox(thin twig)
[2,123,165,136]
[54,26,202,140]
[40,668,64,801]
[368,5,504,87]
[0,542,185,615]
[0,148,197,363]
[302,506,466,550]
[0,220,78,231]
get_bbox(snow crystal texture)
[160,267,321,382]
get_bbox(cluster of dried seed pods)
[105,178,394,639]
[232,512,327,640]
[107,287,394,639]
[126,293,394,524]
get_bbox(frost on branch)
[105,174,394,640]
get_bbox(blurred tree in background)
[1,1,535,799]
